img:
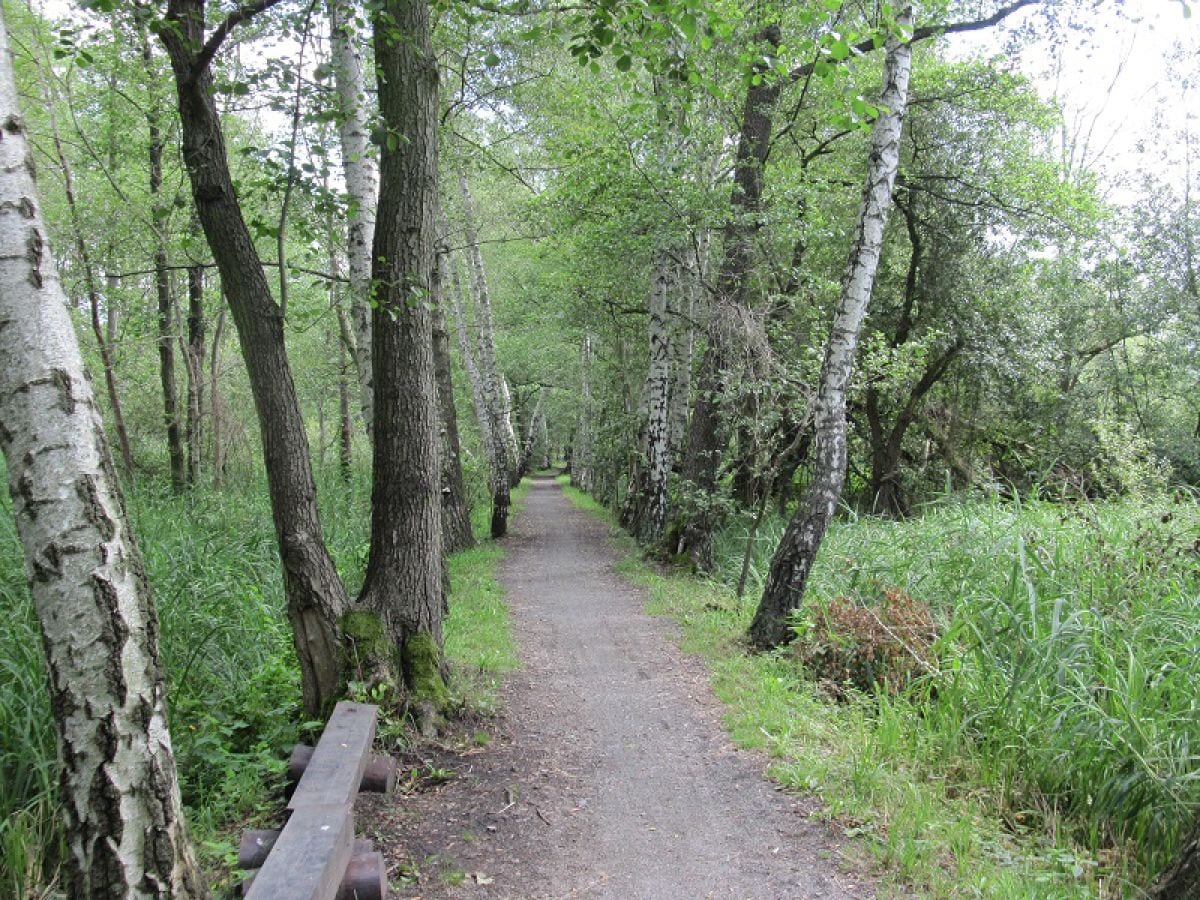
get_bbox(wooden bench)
[242,701,392,900]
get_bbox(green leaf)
[484,51,501,67]
[829,39,849,61]
[615,54,632,72]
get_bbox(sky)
[948,0,1200,199]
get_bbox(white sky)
[948,0,1200,199]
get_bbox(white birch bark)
[458,173,515,481]
[499,376,520,476]
[448,250,510,534]
[329,0,377,436]
[668,256,698,458]
[0,15,206,893]
[749,6,914,648]
[643,251,676,539]
[448,254,493,463]
[623,248,676,540]
[538,411,550,470]
[519,387,544,476]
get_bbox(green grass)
[444,479,527,712]
[558,481,1200,897]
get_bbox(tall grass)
[0,466,376,897]
[0,459,508,897]
[712,492,1200,884]
[0,495,60,899]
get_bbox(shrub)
[792,586,940,697]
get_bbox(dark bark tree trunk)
[433,244,474,554]
[0,22,208,892]
[338,342,353,479]
[210,294,226,492]
[1154,815,1200,899]
[748,7,914,649]
[184,260,206,485]
[358,0,448,727]
[674,25,782,570]
[144,35,186,494]
[159,0,349,716]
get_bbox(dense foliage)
[0,0,1196,894]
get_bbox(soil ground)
[360,476,875,899]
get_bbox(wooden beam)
[244,804,353,900]
[287,701,378,811]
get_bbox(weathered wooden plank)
[287,743,397,795]
[245,804,353,900]
[288,701,378,811]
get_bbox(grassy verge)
[444,479,527,713]
[556,477,1196,897]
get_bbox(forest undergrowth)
[560,476,1200,898]
[0,460,521,899]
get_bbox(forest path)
[363,476,872,899]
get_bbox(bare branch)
[787,0,1040,85]
[193,0,289,77]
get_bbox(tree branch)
[787,0,1040,84]
[192,0,289,77]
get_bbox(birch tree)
[0,12,206,893]
[458,172,516,534]
[433,239,474,553]
[748,5,914,649]
[572,333,595,492]
[329,0,377,435]
[621,250,676,541]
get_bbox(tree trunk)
[160,0,349,715]
[518,388,545,479]
[748,7,914,649]
[675,25,782,570]
[327,214,355,480]
[667,262,695,464]
[433,245,474,553]
[359,0,447,727]
[338,342,353,479]
[210,294,226,492]
[44,90,136,481]
[457,176,515,534]
[573,334,595,492]
[0,22,207,892]
[500,376,520,483]
[623,249,675,542]
[329,0,376,436]
[184,260,205,485]
[144,35,186,494]
[448,254,509,535]
[1154,815,1200,899]
[865,342,960,516]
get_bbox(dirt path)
[363,477,873,899]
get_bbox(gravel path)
[364,476,873,899]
